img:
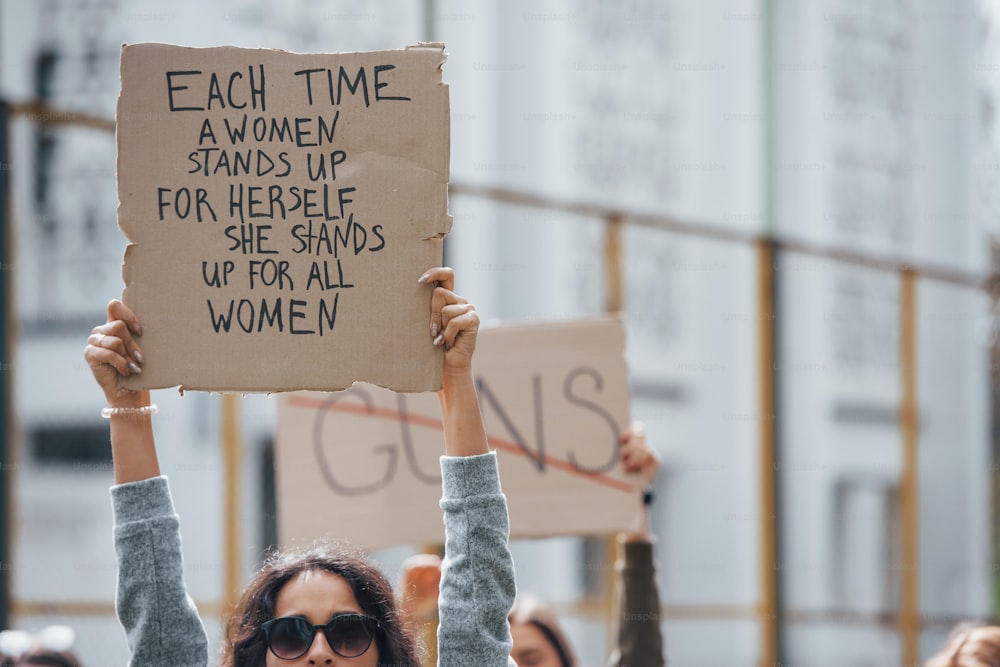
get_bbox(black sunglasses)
[262,612,380,660]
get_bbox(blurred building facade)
[0,0,995,665]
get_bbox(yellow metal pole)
[603,213,625,646]
[759,0,781,657]
[756,240,779,667]
[222,393,243,616]
[604,214,624,314]
[899,269,920,666]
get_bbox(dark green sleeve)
[606,539,665,667]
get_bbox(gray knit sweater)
[110,451,517,666]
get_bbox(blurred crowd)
[0,625,82,667]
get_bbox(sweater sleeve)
[437,452,517,667]
[606,539,666,667]
[110,476,209,667]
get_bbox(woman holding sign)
[507,424,665,667]
[398,424,666,667]
[84,267,517,666]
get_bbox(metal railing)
[5,99,996,667]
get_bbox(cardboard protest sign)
[116,43,451,393]
[275,317,641,551]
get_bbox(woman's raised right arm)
[85,299,208,666]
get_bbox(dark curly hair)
[220,541,420,667]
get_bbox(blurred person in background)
[924,623,1000,667]
[506,594,577,667]
[399,424,666,667]
[0,626,82,667]
[14,649,83,667]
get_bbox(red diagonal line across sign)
[285,394,635,494]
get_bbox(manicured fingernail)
[418,273,431,284]
[128,362,142,375]
[133,349,145,364]
[431,322,439,338]
[131,323,143,336]
[433,334,444,347]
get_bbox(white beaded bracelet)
[101,404,159,419]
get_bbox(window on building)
[260,437,278,554]
[29,424,110,465]
[832,480,899,614]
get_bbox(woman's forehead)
[274,569,363,618]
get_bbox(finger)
[619,440,640,461]
[418,266,454,292]
[621,439,651,473]
[432,287,468,314]
[632,456,652,475]
[439,302,474,330]
[638,450,661,482]
[85,343,135,377]
[87,333,143,376]
[430,287,468,342]
[621,422,646,444]
[91,320,145,365]
[107,299,143,336]
[88,330,126,358]
[621,448,641,471]
[421,268,456,338]
[439,305,478,348]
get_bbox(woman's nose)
[305,629,337,665]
